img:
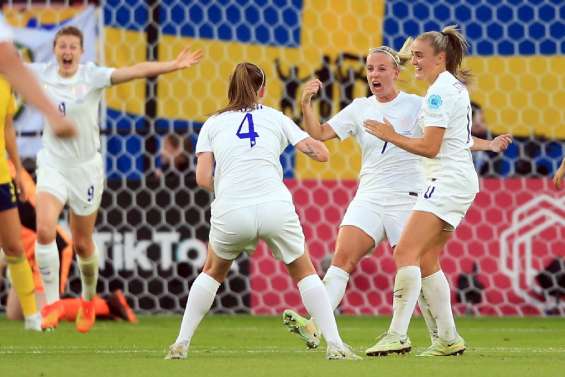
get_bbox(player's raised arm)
[300,79,337,141]
[0,43,76,138]
[110,46,203,85]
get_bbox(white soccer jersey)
[195,105,309,215]
[29,62,114,161]
[419,71,479,194]
[327,91,425,198]
[0,14,13,42]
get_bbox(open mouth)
[62,57,73,68]
[372,81,382,90]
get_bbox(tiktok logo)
[58,102,66,116]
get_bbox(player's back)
[197,105,303,214]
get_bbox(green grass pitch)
[1,315,564,377]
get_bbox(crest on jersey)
[428,94,442,110]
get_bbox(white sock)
[77,247,99,301]
[389,266,421,337]
[175,273,220,346]
[323,265,349,311]
[35,241,60,304]
[418,290,438,342]
[298,274,343,347]
[421,270,457,342]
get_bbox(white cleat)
[24,313,42,332]
[326,343,363,360]
[165,342,188,360]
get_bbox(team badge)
[428,94,442,109]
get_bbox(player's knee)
[1,242,24,257]
[332,248,358,274]
[36,223,57,244]
[393,247,419,267]
[72,237,93,256]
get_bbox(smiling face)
[410,37,445,84]
[365,52,399,101]
[53,34,83,78]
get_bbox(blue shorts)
[0,181,17,212]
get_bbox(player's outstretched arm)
[470,134,512,152]
[195,152,214,192]
[295,137,329,162]
[0,43,76,138]
[364,118,445,158]
[111,46,203,85]
[553,158,565,189]
[300,79,337,141]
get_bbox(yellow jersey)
[0,76,17,184]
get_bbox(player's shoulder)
[429,71,463,95]
[351,96,373,107]
[398,91,423,109]
[256,104,281,116]
[81,61,109,75]
[28,61,51,74]
[256,105,289,123]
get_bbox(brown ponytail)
[417,25,472,85]
[216,62,265,114]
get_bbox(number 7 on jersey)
[236,113,259,147]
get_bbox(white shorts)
[36,150,105,216]
[209,201,305,264]
[413,180,476,230]
[340,192,418,247]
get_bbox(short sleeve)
[27,62,45,77]
[86,62,115,89]
[422,91,450,129]
[195,121,213,155]
[327,101,359,140]
[280,114,309,146]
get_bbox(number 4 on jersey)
[236,113,259,147]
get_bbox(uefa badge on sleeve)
[428,94,442,110]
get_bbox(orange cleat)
[41,300,65,330]
[108,289,138,324]
[76,299,96,333]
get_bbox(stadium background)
[0,0,563,317]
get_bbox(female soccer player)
[31,26,203,333]
[165,62,360,361]
[363,26,489,356]
[0,76,42,331]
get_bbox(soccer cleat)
[41,301,65,330]
[417,335,466,356]
[107,290,138,324]
[326,343,363,360]
[76,299,96,333]
[282,309,321,349]
[365,331,412,356]
[165,342,188,360]
[24,313,42,332]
